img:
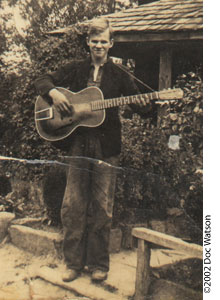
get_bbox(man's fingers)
[53,95,72,115]
[61,101,68,111]
[57,104,65,114]
[59,101,72,115]
[135,97,146,107]
[141,99,146,106]
[63,102,72,114]
[137,95,150,106]
[64,100,72,112]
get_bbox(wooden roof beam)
[114,30,203,43]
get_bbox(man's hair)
[87,18,114,40]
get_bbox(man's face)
[87,28,114,62]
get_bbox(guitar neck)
[91,92,159,111]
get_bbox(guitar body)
[35,86,183,141]
[35,87,105,141]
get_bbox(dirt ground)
[0,239,202,300]
[0,243,79,300]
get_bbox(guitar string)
[91,92,157,111]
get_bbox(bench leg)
[134,239,151,300]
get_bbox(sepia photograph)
[0,0,204,299]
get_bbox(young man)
[35,18,148,282]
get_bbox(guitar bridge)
[35,107,53,120]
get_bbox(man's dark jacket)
[34,57,141,157]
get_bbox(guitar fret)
[143,94,150,103]
[125,97,130,105]
[94,93,155,110]
[92,89,175,111]
[132,95,138,103]
[107,99,112,108]
[118,98,122,106]
[148,93,152,100]
[139,95,143,102]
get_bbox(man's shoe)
[62,269,79,282]
[91,270,108,281]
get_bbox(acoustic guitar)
[35,86,183,141]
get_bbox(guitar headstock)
[158,88,184,100]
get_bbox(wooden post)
[158,47,172,127]
[159,47,172,90]
[132,227,203,299]
[134,239,151,300]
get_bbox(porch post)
[158,47,172,126]
[159,47,172,90]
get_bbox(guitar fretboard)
[91,92,159,111]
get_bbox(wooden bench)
[132,227,203,300]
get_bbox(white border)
[203,0,220,298]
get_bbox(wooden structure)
[48,0,203,92]
[132,227,203,300]
[107,0,203,91]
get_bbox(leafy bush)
[113,70,203,229]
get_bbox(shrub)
[113,69,203,230]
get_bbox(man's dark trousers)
[61,132,119,272]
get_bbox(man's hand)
[49,88,72,115]
[134,94,149,107]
